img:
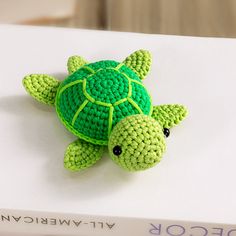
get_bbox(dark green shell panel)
[55,60,152,145]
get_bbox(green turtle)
[23,49,187,172]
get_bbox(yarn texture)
[23,74,60,105]
[152,104,188,128]
[56,60,152,145]
[123,50,151,80]
[64,139,104,171]
[22,49,188,172]
[108,115,166,171]
[67,56,87,74]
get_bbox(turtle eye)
[163,128,170,138]
[113,145,122,156]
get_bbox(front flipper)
[67,56,88,74]
[64,139,104,171]
[152,104,188,129]
[23,74,60,105]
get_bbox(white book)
[0,209,235,236]
[0,25,235,236]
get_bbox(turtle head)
[108,104,188,171]
[108,114,166,171]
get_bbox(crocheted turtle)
[23,50,187,172]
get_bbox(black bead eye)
[163,128,170,138]
[113,145,122,156]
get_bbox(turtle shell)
[55,60,152,145]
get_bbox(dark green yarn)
[56,60,152,145]
[131,82,152,114]
[58,82,86,124]
[74,102,110,142]
[119,64,141,82]
[87,60,119,71]
[86,68,129,104]
[64,67,91,84]
[112,101,141,127]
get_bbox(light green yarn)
[123,49,151,80]
[64,139,104,171]
[23,74,60,105]
[108,114,166,171]
[152,104,188,128]
[67,56,88,74]
[22,49,188,172]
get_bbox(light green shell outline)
[55,63,153,145]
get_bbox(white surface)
[0,24,235,224]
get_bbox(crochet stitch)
[23,49,188,172]
[109,115,166,171]
[64,139,104,171]
[55,60,152,145]
[23,74,60,105]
